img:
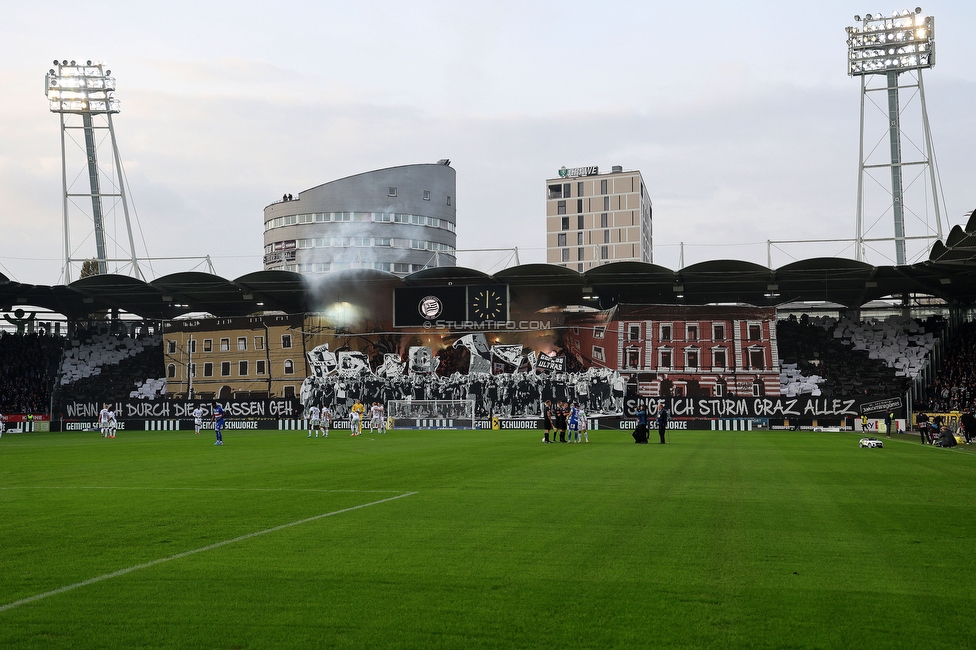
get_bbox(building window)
[577,232,584,245]
[577,199,583,213]
[548,184,562,199]
[592,346,605,362]
[713,348,727,368]
[204,362,214,377]
[239,360,248,376]
[284,359,295,375]
[283,386,296,398]
[167,363,176,378]
[625,348,640,369]
[578,263,583,271]
[749,324,762,341]
[388,187,397,197]
[600,245,609,260]
[604,196,610,211]
[562,249,570,262]
[628,324,640,341]
[447,196,452,206]
[220,338,230,352]
[593,326,606,339]
[713,324,725,340]
[220,362,231,376]
[578,247,584,261]
[256,360,266,375]
[557,200,566,215]
[687,324,698,341]
[660,324,672,341]
[255,336,264,350]
[281,334,292,349]
[557,233,567,247]
[561,216,570,230]
[714,383,724,397]
[237,337,247,351]
[423,190,430,201]
[563,183,571,197]
[600,213,608,228]
[686,348,699,369]
[604,230,611,244]
[189,339,197,354]
[203,338,213,352]
[577,181,584,196]
[749,348,765,370]
[659,349,672,368]
[167,340,176,354]
[577,215,584,230]
[601,179,608,195]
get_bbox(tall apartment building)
[545,165,652,271]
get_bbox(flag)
[337,351,369,376]
[491,344,523,367]
[408,346,433,374]
[453,333,491,360]
[377,353,404,378]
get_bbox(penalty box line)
[0,491,418,614]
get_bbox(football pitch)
[1,427,974,649]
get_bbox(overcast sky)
[1,0,974,284]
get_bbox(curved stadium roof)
[4,246,976,319]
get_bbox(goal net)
[386,400,476,430]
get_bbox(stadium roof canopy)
[4,251,976,319]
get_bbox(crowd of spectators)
[915,320,976,413]
[0,332,64,414]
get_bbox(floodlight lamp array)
[846,9,934,76]
[45,59,120,113]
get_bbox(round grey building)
[263,161,457,276]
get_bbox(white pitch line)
[0,491,417,614]
[0,487,406,493]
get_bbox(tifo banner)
[624,395,907,419]
[536,354,566,372]
[60,398,302,421]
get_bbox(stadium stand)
[0,331,64,414]
[52,326,164,410]
[778,315,943,398]
[915,319,976,413]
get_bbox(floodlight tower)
[45,59,142,282]
[847,8,943,265]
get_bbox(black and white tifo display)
[300,334,627,422]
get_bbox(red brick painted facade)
[562,304,780,398]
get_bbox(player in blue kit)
[212,403,225,445]
[568,403,581,443]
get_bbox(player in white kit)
[320,406,331,438]
[369,402,384,434]
[99,404,111,438]
[107,408,117,438]
[192,406,204,435]
[307,405,321,438]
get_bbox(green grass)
[1,427,975,649]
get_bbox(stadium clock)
[469,287,506,320]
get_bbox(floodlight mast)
[848,9,942,265]
[45,60,142,282]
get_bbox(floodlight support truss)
[58,112,142,281]
[854,67,943,265]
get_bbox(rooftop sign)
[558,165,599,178]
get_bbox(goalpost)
[386,400,476,430]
